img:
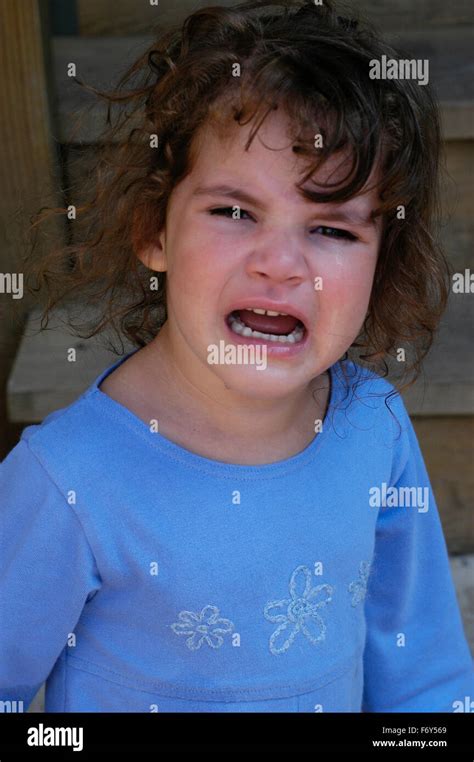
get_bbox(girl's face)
[139,109,383,401]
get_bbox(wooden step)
[51,28,474,143]
[7,306,133,423]
[7,301,474,422]
[75,0,474,37]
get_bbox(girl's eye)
[209,206,254,221]
[208,210,357,241]
[312,225,358,242]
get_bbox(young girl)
[1,0,473,713]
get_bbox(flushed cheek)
[166,244,231,332]
[318,253,377,307]
[167,231,220,287]
[314,262,376,339]
[170,224,233,277]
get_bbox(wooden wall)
[0,0,64,458]
[75,0,474,35]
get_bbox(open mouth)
[226,308,306,344]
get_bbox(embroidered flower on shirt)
[171,605,234,650]
[348,561,371,606]
[264,565,333,655]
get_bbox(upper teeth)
[245,308,288,316]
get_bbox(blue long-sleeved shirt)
[1,350,473,712]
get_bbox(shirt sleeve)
[362,398,474,712]
[0,438,102,710]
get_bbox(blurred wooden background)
[0,0,472,712]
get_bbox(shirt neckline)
[86,348,342,476]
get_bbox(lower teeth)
[228,314,304,343]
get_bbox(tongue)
[237,309,300,335]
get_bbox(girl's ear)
[132,204,168,271]
[136,229,167,272]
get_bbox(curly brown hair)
[23,0,449,403]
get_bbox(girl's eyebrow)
[193,184,266,209]
[192,183,376,228]
[309,207,377,229]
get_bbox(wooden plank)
[437,140,474,271]
[440,141,474,225]
[450,555,474,654]
[441,101,474,142]
[359,287,474,416]
[413,418,474,554]
[52,28,474,143]
[7,293,474,423]
[9,309,473,418]
[7,306,134,423]
[52,36,148,144]
[0,0,64,458]
[385,28,474,108]
[438,218,473,273]
[76,0,474,36]
[359,0,474,30]
[77,0,235,36]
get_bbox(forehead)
[185,107,381,204]
[191,109,326,179]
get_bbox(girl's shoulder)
[13,350,141,465]
[2,364,122,491]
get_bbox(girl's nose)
[245,234,308,284]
